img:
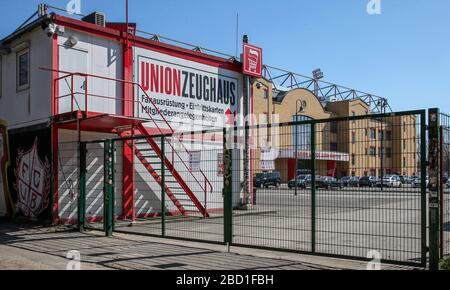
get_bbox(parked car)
[405,176,415,184]
[359,176,379,187]
[398,175,408,184]
[254,172,281,188]
[412,176,429,188]
[316,176,343,190]
[340,176,360,187]
[376,175,402,188]
[288,175,311,189]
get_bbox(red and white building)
[0,10,250,223]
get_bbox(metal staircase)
[50,69,212,218]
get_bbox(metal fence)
[231,110,426,266]
[440,113,450,258]
[76,110,427,267]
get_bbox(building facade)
[252,79,418,182]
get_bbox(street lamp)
[294,99,305,196]
[312,69,324,98]
[377,98,388,191]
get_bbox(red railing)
[47,68,213,210]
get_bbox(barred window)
[17,48,30,91]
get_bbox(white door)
[58,46,88,114]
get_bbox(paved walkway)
[0,223,417,270]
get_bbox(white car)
[377,175,402,188]
[412,177,429,188]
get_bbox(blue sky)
[2,0,449,112]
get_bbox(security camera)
[44,23,56,37]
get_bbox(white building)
[0,9,247,223]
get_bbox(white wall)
[0,27,52,129]
[57,28,123,115]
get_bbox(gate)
[102,132,225,244]
[77,109,429,266]
[78,140,115,235]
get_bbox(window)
[263,88,269,99]
[370,128,376,140]
[17,48,30,91]
[386,148,392,158]
[330,142,338,152]
[368,147,376,156]
[351,154,356,166]
[330,122,338,133]
[378,129,384,140]
[403,139,406,150]
[292,115,312,151]
[403,157,407,168]
[351,132,356,144]
[386,131,392,141]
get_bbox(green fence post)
[420,111,427,267]
[110,141,116,231]
[78,142,86,232]
[223,128,233,245]
[311,122,316,253]
[161,136,166,237]
[104,140,114,237]
[428,108,440,270]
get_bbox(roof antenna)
[235,12,239,58]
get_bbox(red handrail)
[46,68,213,203]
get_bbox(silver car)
[377,175,402,188]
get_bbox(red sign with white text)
[243,43,263,77]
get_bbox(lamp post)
[312,69,324,98]
[294,99,305,196]
[378,98,388,191]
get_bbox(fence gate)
[79,140,114,236]
[108,132,225,244]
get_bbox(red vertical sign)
[243,43,263,77]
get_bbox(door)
[58,46,88,114]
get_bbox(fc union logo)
[14,138,50,218]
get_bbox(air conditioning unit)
[82,12,106,27]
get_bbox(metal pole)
[420,111,427,267]
[242,35,250,209]
[380,104,385,191]
[428,108,440,270]
[295,100,301,196]
[311,122,316,253]
[104,140,114,237]
[78,142,86,232]
[161,136,166,237]
[440,126,444,259]
[223,128,233,245]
